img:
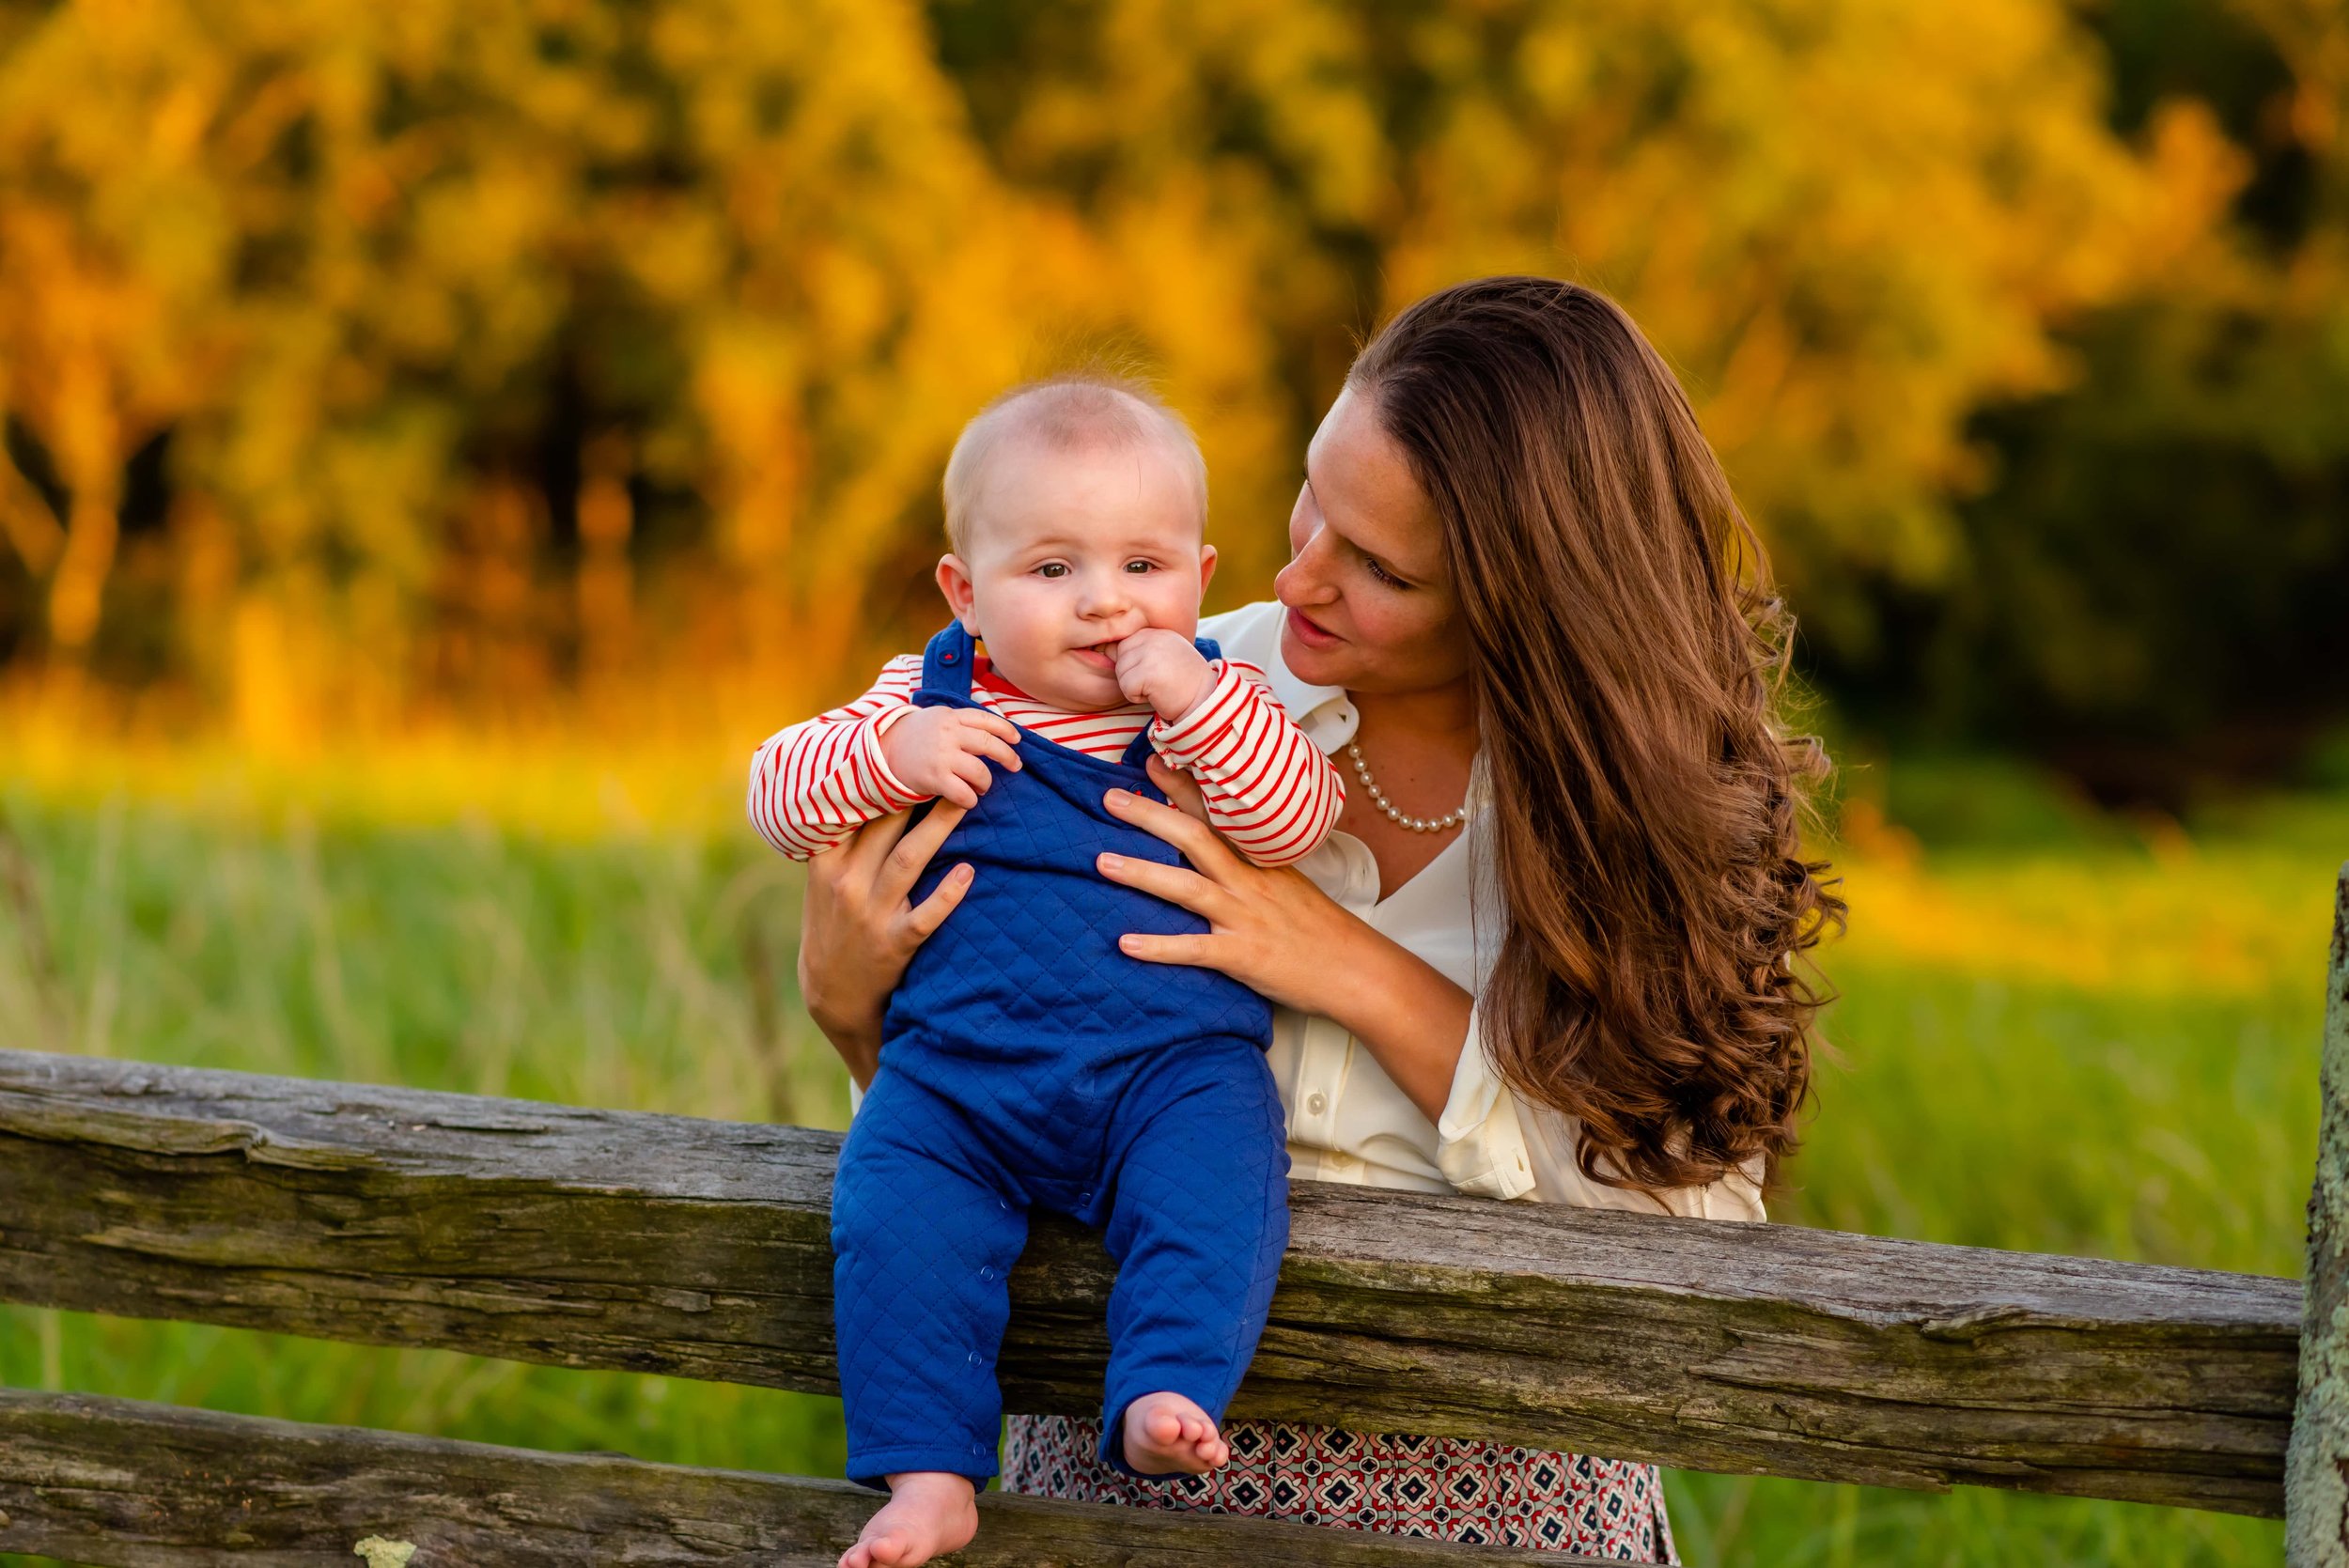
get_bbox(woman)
[796,276,1841,1559]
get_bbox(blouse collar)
[1221,600,1489,816]
[1210,600,1360,755]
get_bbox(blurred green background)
[3,0,2346,1562]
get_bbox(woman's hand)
[1142,751,1214,825]
[798,803,972,1089]
[1101,756,1472,1122]
[1096,758,1362,1017]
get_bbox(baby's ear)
[936,554,981,630]
[1198,543,1218,598]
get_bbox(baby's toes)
[870,1534,924,1568]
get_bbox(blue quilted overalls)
[830,621,1291,1489]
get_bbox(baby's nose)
[1079,580,1134,615]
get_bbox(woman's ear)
[936,554,981,633]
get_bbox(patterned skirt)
[1001,1414,1678,1560]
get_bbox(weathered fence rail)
[0,1388,1596,1567]
[0,1046,2300,1525]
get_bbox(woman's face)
[1275,384,1473,697]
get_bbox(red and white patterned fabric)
[1002,1414,1678,1560]
[747,650,1343,866]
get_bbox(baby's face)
[938,439,1215,710]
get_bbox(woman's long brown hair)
[1351,276,1843,1195]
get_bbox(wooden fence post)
[2290,863,2349,1566]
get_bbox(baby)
[747,376,1346,1568]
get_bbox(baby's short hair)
[942,374,1207,553]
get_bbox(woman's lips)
[1285,607,1343,648]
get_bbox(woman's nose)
[1278,501,1337,605]
[1275,547,1336,607]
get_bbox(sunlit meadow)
[0,733,2335,1567]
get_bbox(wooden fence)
[0,865,2342,1566]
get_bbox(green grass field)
[0,762,2336,1565]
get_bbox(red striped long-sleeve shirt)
[747,652,1344,867]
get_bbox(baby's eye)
[1124,560,1158,574]
[1034,562,1070,579]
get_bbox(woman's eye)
[1035,563,1069,579]
[1363,555,1408,589]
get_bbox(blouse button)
[1305,1092,1328,1116]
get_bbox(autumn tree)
[0,0,1118,726]
[1,0,2332,773]
[1824,0,2349,793]
[931,0,2241,639]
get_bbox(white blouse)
[839,598,1764,1223]
[1201,600,1766,1222]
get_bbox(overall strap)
[1114,634,1224,769]
[917,622,978,699]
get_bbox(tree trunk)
[44,353,124,668]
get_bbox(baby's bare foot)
[838,1471,977,1568]
[1121,1390,1229,1475]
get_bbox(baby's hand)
[878,706,1022,808]
[1113,629,1216,722]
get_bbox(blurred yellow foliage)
[1,705,742,839]
[1842,850,2323,1001]
[0,0,2288,743]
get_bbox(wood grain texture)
[0,1048,2298,1516]
[0,1388,1594,1566]
[2288,864,2349,1564]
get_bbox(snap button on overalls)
[831,622,1291,1486]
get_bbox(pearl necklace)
[1346,741,1469,833]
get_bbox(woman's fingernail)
[1118,934,1141,952]
[1098,853,1123,870]
[1106,789,1131,806]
